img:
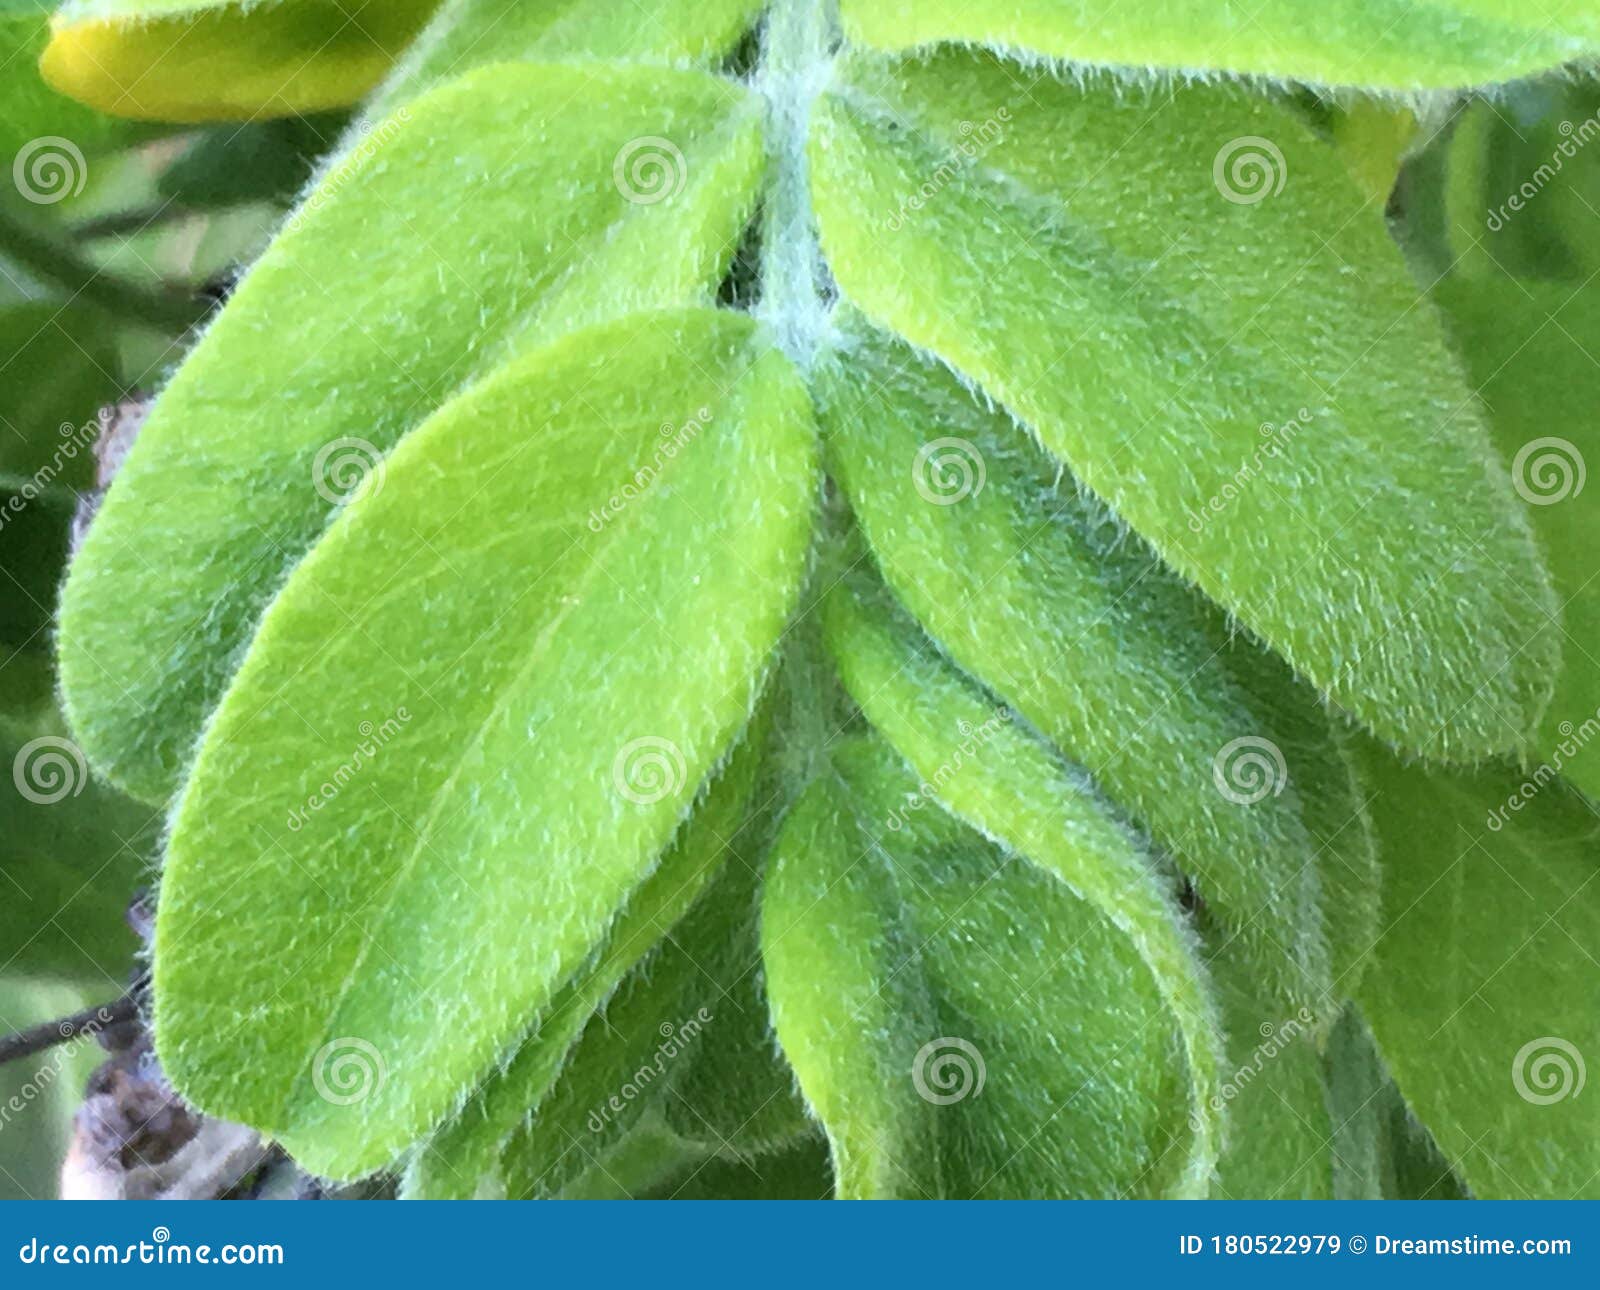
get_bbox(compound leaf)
[764,736,1200,1199]
[811,52,1558,762]
[817,315,1379,1006]
[822,569,1223,1195]
[60,61,764,803]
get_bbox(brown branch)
[0,992,141,1067]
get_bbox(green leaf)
[1204,937,1332,1200]
[59,61,765,803]
[374,0,763,114]
[41,0,441,122]
[0,303,120,497]
[810,51,1558,762]
[642,1134,833,1199]
[1324,1005,1469,1200]
[659,966,812,1159]
[157,114,349,210]
[1432,274,1600,800]
[0,653,155,985]
[150,306,817,1180]
[1355,740,1600,1199]
[764,736,1202,1199]
[817,315,1377,1006]
[836,0,1600,91]
[494,859,756,1201]
[1438,84,1600,283]
[821,567,1223,1195]
[405,707,771,1200]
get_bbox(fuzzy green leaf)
[1355,741,1600,1199]
[59,61,764,803]
[494,856,770,1200]
[1324,1005,1469,1200]
[837,0,1600,90]
[375,0,763,113]
[1204,938,1332,1200]
[817,315,1377,1005]
[151,307,817,1179]
[642,1135,833,1200]
[822,569,1223,1195]
[811,52,1558,762]
[764,736,1199,1199]
[405,712,771,1200]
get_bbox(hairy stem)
[756,0,838,367]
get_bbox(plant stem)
[756,0,838,367]
[0,211,213,335]
[0,991,141,1067]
